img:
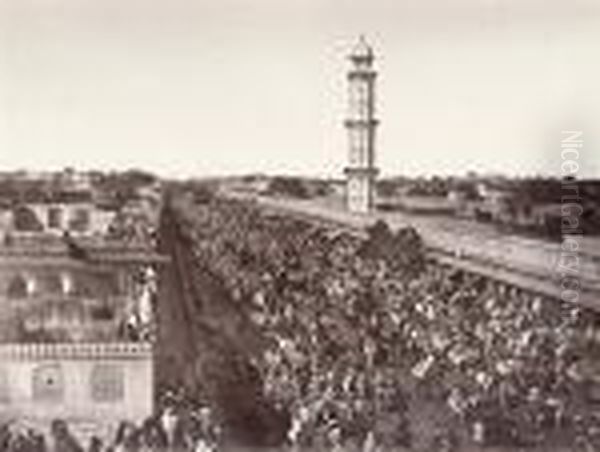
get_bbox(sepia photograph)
[0,0,599,451]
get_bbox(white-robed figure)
[328,423,346,452]
[193,437,216,452]
[138,281,154,326]
[287,405,310,451]
[139,265,156,325]
[160,406,179,449]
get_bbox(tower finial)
[350,35,374,62]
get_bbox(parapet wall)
[0,342,152,360]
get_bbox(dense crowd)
[8,190,598,452]
[0,392,221,452]
[177,195,600,451]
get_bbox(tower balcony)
[344,166,379,177]
[344,118,379,128]
[347,70,377,81]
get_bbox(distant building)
[0,168,92,191]
[398,196,457,215]
[327,179,347,198]
[3,177,116,241]
[447,182,483,218]
[344,36,379,213]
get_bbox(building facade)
[344,36,379,213]
[4,198,116,241]
[0,242,163,437]
[0,343,152,439]
[0,176,164,442]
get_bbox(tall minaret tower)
[344,36,379,213]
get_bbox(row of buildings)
[0,169,165,441]
[374,176,600,239]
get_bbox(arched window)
[32,363,64,402]
[7,274,28,298]
[12,205,43,232]
[47,207,63,229]
[43,273,63,294]
[69,208,90,232]
[90,364,124,402]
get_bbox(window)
[13,206,43,232]
[44,273,63,294]
[7,275,28,298]
[90,364,124,402]
[47,207,63,229]
[32,363,64,402]
[70,208,90,232]
[89,304,115,321]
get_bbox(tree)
[267,177,309,199]
[377,180,399,198]
[360,220,425,276]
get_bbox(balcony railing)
[0,342,153,360]
[0,295,153,343]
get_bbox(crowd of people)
[177,194,600,451]
[6,189,598,452]
[0,392,221,452]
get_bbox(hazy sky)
[0,0,598,178]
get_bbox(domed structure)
[349,35,374,63]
